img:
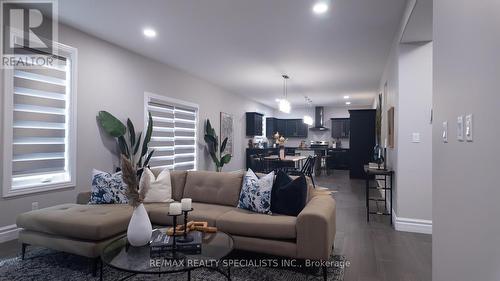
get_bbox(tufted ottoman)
[16,203,133,275]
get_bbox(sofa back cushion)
[183,171,243,206]
[150,168,187,201]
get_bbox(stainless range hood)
[310,106,329,131]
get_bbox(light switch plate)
[442,121,448,143]
[412,133,421,143]
[457,116,464,141]
[465,114,473,142]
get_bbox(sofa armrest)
[76,191,91,204]
[296,194,336,260]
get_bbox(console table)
[364,166,394,224]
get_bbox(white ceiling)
[57,0,406,108]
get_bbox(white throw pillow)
[139,168,174,203]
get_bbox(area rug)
[0,248,346,281]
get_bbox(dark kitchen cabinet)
[265,118,308,138]
[297,121,308,137]
[285,119,299,137]
[331,118,350,138]
[349,109,376,179]
[327,149,350,170]
[246,112,263,136]
[276,119,286,136]
[266,118,277,138]
[285,119,308,138]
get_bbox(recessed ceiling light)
[345,101,351,105]
[343,95,350,99]
[143,28,157,38]
[312,2,329,14]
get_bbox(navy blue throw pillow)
[270,171,308,216]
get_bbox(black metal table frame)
[99,257,231,281]
[365,168,394,224]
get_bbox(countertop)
[246,147,349,150]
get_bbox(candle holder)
[176,208,194,243]
[165,213,184,260]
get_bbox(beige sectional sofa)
[16,169,336,269]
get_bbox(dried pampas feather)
[138,168,150,202]
[121,155,141,207]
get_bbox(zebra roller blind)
[3,44,77,196]
[146,95,198,171]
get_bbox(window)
[2,42,77,197]
[144,92,198,171]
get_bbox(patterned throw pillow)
[89,169,128,204]
[237,169,275,214]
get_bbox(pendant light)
[279,75,291,113]
[303,96,313,125]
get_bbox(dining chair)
[288,156,317,188]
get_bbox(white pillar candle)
[169,203,182,215]
[181,198,192,211]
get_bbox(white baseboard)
[392,209,432,234]
[0,224,20,243]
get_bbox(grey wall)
[433,0,500,280]
[378,0,433,226]
[0,24,274,228]
[397,42,432,220]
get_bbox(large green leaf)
[98,111,126,137]
[206,119,213,135]
[143,149,155,167]
[204,134,217,153]
[133,132,142,155]
[209,151,220,167]
[220,137,228,153]
[141,112,153,158]
[220,154,232,166]
[127,119,136,148]
[118,135,129,158]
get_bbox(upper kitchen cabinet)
[289,119,308,138]
[276,119,286,136]
[331,118,350,138]
[297,120,309,137]
[266,117,277,138]
[285,119,299,137]
[265,118,308,138]
[246,112,263,136]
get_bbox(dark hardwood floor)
[0,170,431,281]
[316,170,432,281]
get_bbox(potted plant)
[97,111,154,172]
[204,119,231,172]
[121,155,152,246]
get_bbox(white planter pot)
[127,203,152,247]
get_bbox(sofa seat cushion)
[16,204,132,241]
[148,202,234,226]
[146,202,174,225]
[216,209,297,239]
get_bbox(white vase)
[127,203,152,247]
[279,147,285,160]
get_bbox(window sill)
[2,181,76,198]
